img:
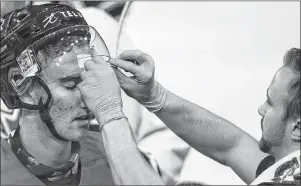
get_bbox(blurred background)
[1,1,300,185]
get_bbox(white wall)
[120,2,300,184]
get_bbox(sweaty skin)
[17,45,92,167]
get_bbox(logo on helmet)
[42,11,83,28]
[43,12,59,28]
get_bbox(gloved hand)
[108,50,167,113]
[77,56,126,129]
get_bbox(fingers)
[108,58,140,76]
[76,80,88,91]
[77,71,95,91]
[112,68,137,92]
[117,50,152,65]
[84,59,110,71]
[84,60,95,71]
[80,70,95,80]
[92,55,109,64]
[113,68,135,84]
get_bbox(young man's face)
[39,44,93,141]
[257,67,295,153]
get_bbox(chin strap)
[35,76,68,142]
[17,76,68,141]
[39,106,68,142]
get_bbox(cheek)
[263,108,283,135]
[262,109,275,133]
[48,87,81,128]
[50,99,74,122]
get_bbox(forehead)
[269,67,295,101]
[39,45,91,83]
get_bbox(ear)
[291,118,300,141]
[18,79,44,105]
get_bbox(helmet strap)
[39,105,69,142]
[19,76,68,142]
[37,77,68,142]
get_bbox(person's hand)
[77,56,126,129]
[108,50,167,113]
[108,50,155,102]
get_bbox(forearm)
[155,88,246,164]
[102,118,165,185]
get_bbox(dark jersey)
[1,130,114,185]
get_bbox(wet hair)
[282,48,300,122]
[37,35,90,69]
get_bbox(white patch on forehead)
[77,54,92,69]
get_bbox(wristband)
[140,82,167,113]
[98,111,128,131]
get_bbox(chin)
[70,137,83,141]
[67,135,83,141]
[59,124,89,141]
[63,131,85,141]
[258,137,272,153]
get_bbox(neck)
[18,109,72,167]
[271,141,300,162]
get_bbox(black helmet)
[0,3,110,110]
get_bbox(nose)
[80,97,90,114]
[258,104,265,116]
[74,86,88,109]
[80,95,88,108]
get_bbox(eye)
[64,82,77,90]
[65,84,77,90]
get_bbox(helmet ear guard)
[8,67,33,95]
[1,46,51,111]
[1,74,52,111]
[17,76,52,111]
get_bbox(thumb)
[92,55,108,64]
